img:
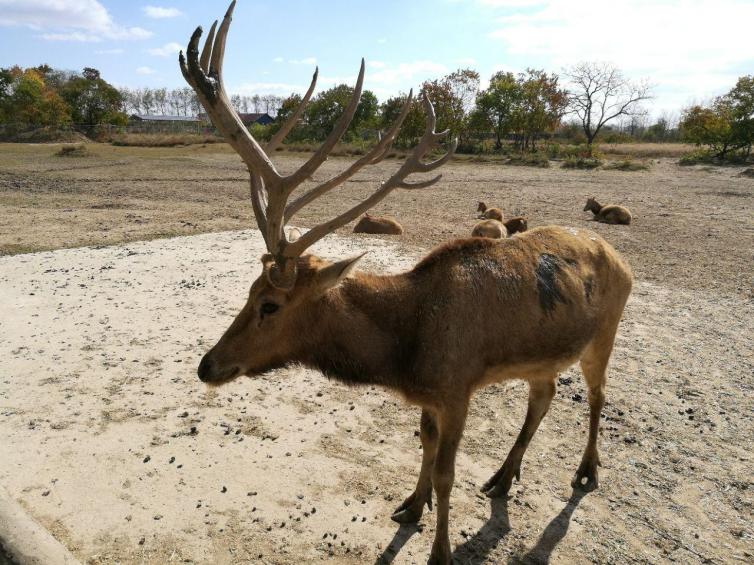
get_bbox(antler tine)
[199,20,217,73]
[209,1,235,78]
[283,89,414,223]
[265,67,319,153]
[391,94,457,189]
[282,59,366,192]
[284,92,456,258]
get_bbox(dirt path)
[1,226,752,564]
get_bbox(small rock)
[143,455,151,463]
[221,486,227,493]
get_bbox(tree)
[470,71,520,149]
[304,84,379,141]
[680,76,754,159]
[59,67,126,132]
[566,62,651,153]
[0,67,70,128]
[420,68,480,140]
[379,93,424,146]
[513,69,568,151]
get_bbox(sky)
[1,0,752,118]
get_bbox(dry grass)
[54,144,90,157]
[602,143,695,159]
[604,158,651,171]
[110,132,223,147]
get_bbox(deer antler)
[180,1,457,289]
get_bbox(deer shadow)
[508,488,587,564]
[374,522,423,564]
[451,495,511,563]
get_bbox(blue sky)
[1,0,753,117]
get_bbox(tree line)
[117,87,286,118]
[1,61,751,161]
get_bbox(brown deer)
[182,4,633,563]
[477,201,504,222]
[471,216,528,239]
[353,213,403,235]
[504,215,528,235]
[471,219,505,239]
[583,197,632,225]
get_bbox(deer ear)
[315,253,366,292]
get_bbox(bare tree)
[566,62,651,152]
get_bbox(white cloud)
[147,42,182,57]
[377,38,387,44]
[288,57,317,65]
[233,82,306,95]
[136,66,156,75]
[0,0,152,41]
[142,6,182,19]
[95,48,124,55]
[272,56,284,63]
[367,60,449,88]
[485,0,754,112]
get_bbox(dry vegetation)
[1,142,752,564]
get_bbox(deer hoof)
[571,462,599,492]
[481,464,520,498]
[391,488,431,523]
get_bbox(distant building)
[197,112,274,126]
[129,114,202,123]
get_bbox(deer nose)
[197,352,215,382]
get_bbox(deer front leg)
[482,378,556,498]
[429,403,468,565]
[392,409,437,523]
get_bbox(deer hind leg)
[391,408,438,524]
[482,378,556,498]
[572,326,618,491]
[428,402,468,565]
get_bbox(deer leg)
[572,333,614,491]
[391,409,437,523]
[482,378,556,498]
[428,402,468,565]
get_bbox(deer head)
[180,1,456,383]
[584,197,598,212]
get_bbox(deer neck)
[591,201,603,213]
[296,273,419,388]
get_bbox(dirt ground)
[0,143,752,564]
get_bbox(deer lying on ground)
[583,197,632,225]
[353,213,403,235]
[471,216,529,239]
[477,201,504,221]
[182,4,633,563]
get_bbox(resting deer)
[353,213,403,235]
[583,197,632,225]
[472,216,528,239]
[477,201,504,222]
[182,4,633,563]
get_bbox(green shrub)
[508,151,550,168]
[561,156,603,169]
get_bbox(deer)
[182,4,633,563]
[477,201,504,222]
[471,216,528,239]
[353,212,404,235]
[583,197,632,225]
[504,216,528,235]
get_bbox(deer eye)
[260,302,279,316]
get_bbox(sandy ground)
[1,144,753,564]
